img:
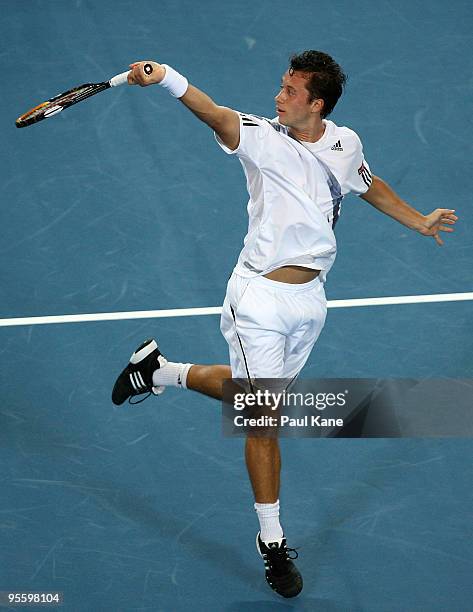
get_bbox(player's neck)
[289,118,325,143]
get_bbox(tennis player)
[112,51,457,598]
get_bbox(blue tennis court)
[1,1,472,610]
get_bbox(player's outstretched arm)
[128,60,240,151]
[360,175,458,246]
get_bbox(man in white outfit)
[112,51,457,598]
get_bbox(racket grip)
[109,71,130,87]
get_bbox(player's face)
[275,71,317,127]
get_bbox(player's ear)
[311,98,324,115]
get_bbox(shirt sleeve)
[344,131,373,195]
[214,112,271,165]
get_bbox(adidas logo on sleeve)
[330,140,343,151]
[240,113,258,127]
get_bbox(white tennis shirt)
[215,113,372,280]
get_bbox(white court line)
[0,292,472,328]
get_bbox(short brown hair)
[289,50,347,118]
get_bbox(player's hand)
[127,61,166,86]
[418,208,458,246]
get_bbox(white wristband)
[160,64,189,98]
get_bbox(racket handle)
[109,71,130,87]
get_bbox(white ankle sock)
[254,500,284,543]
[152,362,193,389]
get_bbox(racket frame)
[15,70,129,128]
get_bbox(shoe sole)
[130,339,158,364]
[256,532,263,557]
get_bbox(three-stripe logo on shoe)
[358,162,372,188]
[331,140,343,151]
[129,371,146,392]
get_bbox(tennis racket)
[15,63,154,128]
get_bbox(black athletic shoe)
[256,532,303,598]
[112,339,167,405]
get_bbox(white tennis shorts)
[220,272,327,381]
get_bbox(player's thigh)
[225,301,287,379]
[221,275,287,379]
[220,273,251,345]
[283,285,327,378]
[221,274,256,379]
[221,307,250,379]
[238,325,287,379]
